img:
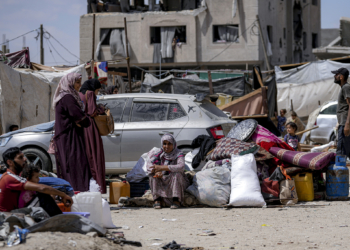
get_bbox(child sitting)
[284,122,301,151]
[18,164,40,208]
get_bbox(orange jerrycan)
[109,181,130,204]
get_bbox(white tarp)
[275,60,349,117]
[0,63,87,133]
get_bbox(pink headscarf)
[52,73,83,109]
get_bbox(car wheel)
[22,148,52,172]
[330,133,336,142]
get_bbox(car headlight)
[0,137,12,147]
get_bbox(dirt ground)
[8,192,350,250]
[109,200,350,250]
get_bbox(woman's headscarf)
[106,86,118,95]
[150,134,183,166]
[79,79,102,94]
[52,73,82,109]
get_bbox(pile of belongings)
[185,119,335,207]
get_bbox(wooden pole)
[208,71,214,95]
[256,15,271,71]
[291,99,294,111]
[254,67,264,87]
[296,126,319,136]
[113,75,115,86]
[124,17,132,93]
[141,71,144,83]
[40,24,44,65]
[91,60,94,79]
[92,14,96,60]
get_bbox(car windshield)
[196,100,228,120]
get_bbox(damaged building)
[80,0,321,71]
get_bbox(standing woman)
[79,79,107,193]
[53,73,91,192]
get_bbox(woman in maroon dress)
[52,73,91,192]
[79,79,107,193]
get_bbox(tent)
[0,63,88,133]
[275,60,350,117]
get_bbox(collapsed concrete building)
[80,0,321,71]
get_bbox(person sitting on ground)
[9,125,19,132]
[287,111,305,134]
[275,109,287,135]
[0,147,73,213]
[284,122,301,151]
[146,134,190,209]
[18,164,40,208]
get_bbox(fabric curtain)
[153,43,162,63]
[96,29,110,61]
[161,27,176,58]
[110,29,127,58]
[218,26,238,43]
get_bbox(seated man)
[0,147,73,213]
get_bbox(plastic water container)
[326,155,349,201]
[109,181,130,204]
[72,192,103,227]
[293,173,314,201]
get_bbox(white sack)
[126,152,149,183]
[186,167,231,207]
[184,148,200,171]
[228,154,266,207]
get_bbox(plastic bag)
[186,167,231,207]
[310,141,335,153]
[280,179,298,205]
[228,154,266,207]
[126,147,160,182]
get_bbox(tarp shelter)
[2,48,31,69]
[141,73,246,97]
[275,60,350,117]
[0,63,88,133]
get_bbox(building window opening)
[303,32,307,50]
[100,28,125,46]
[213,25,239,43]
[150,26,186,44]
[267,25,273,43]
[293,1,303,42]
[279,38,282,48]
[312,33,318,48]
[312,0,317,6]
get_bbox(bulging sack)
[280,179,298,205]
[186,167,231,207]
[228,154,266,207]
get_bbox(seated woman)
[147,134,189,209]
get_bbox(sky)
[0,0,348,66]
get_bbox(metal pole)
[40,24,44,65]
[124,18,132,93]
[92,14,95,60]
[159,49,162,80]
[256,15,271,71]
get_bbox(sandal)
[171,201,181,209]
[153,201,161,209]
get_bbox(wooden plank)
[279,62,309,68]
[295,126,319,136]
[108,71,127,76]
[219,88,263,110]
[254,67,264,87]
